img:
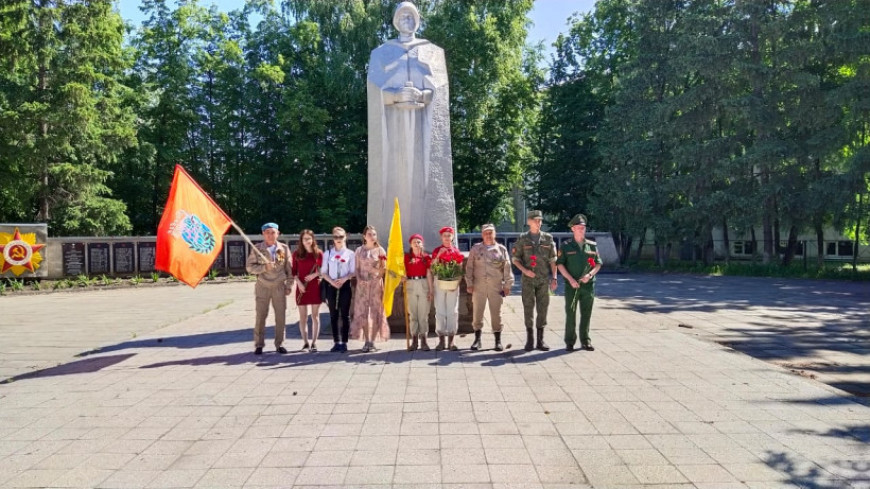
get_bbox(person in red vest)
[404,234,433,350]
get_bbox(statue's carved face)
[395,8,418,35]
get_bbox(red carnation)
[587,257,596,267]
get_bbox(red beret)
[439,226,454,235]
[408,233,423,243]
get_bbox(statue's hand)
[399,84,422,104]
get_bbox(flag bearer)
[246,222,293,355]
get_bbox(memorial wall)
[2,230,618,280]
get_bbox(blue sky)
[118,1,596,57]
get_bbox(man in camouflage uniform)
[511,210,557,351]
[465,223,514,351]
[556,214,602,351]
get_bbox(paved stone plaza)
[1,274,868,488]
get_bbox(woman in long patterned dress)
[292,229,323,352]
[351,226,390,352]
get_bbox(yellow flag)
[383,198,405,316]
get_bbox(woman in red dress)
[292,229,323,352]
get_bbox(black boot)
[494,332,503,352]
[536,328,550,351]
[470,330,482,351]
[524,329,534,351]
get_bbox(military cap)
[481,223,496,233]
[261,222,279,231]
[568,214,587,227]
[527,210,543,220]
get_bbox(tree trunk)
[774,218,782,254]
[762,192,774,264]
[36,0,50,223]
[722,218,730,264]
[635,227,646,261]
[704,227,714,266]
[815,223,825,268]
[781,225,798,266]
[750,226,758,262]
[854,192,863,273]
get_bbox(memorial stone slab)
[87,242,110,275]
[112,242,136,275]
[226,241,246,270]
[62,242,86,277]
[211,243,226,271]
[138,241,157,273]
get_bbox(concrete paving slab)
[0,274,868,488]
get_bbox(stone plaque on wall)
[138,242,156,273]
[62,243,86,276]
[226,241,246,270]
[211,244,226,271]
[87,243,110,274]
[113,242,135,275]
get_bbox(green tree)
[425,0,538,230]
[0,0,136,235]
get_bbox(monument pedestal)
[387,282,473,335]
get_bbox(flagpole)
[229,220,270,263]
[173,164,270,264]
[403,282,411,350]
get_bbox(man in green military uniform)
[512,210,558,351]
[556,213,602,351]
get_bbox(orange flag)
[156,165,232,287]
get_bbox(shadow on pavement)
[764,450,868,488]
[137,344,576,371]
[599,274,870,397]
[2,354,135,383]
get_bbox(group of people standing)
[244,212,602,356]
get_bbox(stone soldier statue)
[511,210,557,351]
[556,214,602,351]
[246,222,293,355]
[367,1,456,247]
[465,224,514,351]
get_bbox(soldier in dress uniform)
[512,210,558,351]
[246,222,294,355]
[556,214,602,351]
[465,223,514,351]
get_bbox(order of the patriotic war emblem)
[168,210,216,254]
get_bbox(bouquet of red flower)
[530,254,538,268]
[432,248,464,280]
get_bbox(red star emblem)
[0,228,46,273]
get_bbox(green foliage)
[75,275,92,287]
[425,1,538,229]
[150,272,160,283]
[130,275,143,286]
[0,0,136,235]
[543,0,870,267]
[100,274,111,286]
[207,268,219,281]
[31,280,41,291]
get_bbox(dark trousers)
[326,281,352,343]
